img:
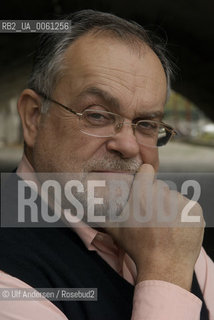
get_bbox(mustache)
[83,156,142,174]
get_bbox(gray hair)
[28,9,173,113]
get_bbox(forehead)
[57,32,167,115]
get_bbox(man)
[0,9,213,319]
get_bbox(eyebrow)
[77,86,121,110]
[76,86,164,120]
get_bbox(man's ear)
[17,89,43,148]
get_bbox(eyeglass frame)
[36,90,177,147]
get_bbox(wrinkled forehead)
[56,32,167,109]
[63,32,165,77]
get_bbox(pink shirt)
[0,155,214,319]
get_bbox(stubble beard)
[32,145,142,226]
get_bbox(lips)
[91,170,134,174]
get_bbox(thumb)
[135,163,155,188]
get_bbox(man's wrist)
[136,265,194,291]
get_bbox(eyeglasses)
[37,91,176,148]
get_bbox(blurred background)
[0,0,214,258]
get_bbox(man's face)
[32,33,167,176]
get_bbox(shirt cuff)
[131,280,202,320]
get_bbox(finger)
[132,164,155,198]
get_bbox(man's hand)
[105,164,205,291]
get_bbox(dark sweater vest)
[0,174,209,319]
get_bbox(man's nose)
[105,123,140,158]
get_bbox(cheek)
[33,116,104,172]
[139,146,159,171]
[51,116,106,163]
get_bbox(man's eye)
[88,112,106,120]
[138,121,158,130]
[84,110,114,126]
